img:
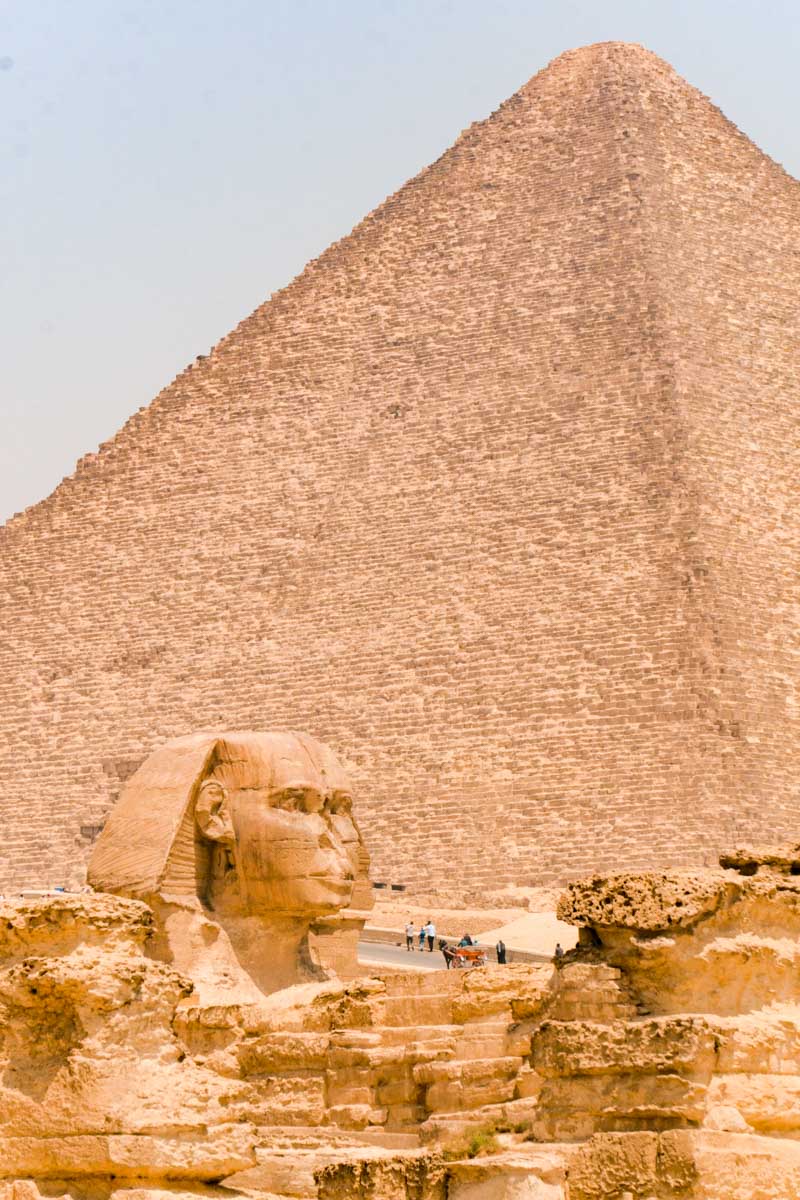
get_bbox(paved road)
[358,941,553,971]
[358,941,446,971]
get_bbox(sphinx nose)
[318,827,351,864]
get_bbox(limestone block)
[460,1058,523,1085]
[706,1072,800,1132]
[222,1151,320,1197]
[446,1151,568,1200]
[683,1129,800,1200]
[713,1013,800,1074]
[534,1071,706,1140]
[454,1026,513,1061]
[329,1104,373,1129]
[558,871,735,931]
[316,1153,446,1200]
[0,1125,256,1178]
[655,1128,699,1193]
[720,845,800,875]
[384,1104,426,1127]
[381,995,455,1026]
[0,896,154,963]
[405,1039,459,1065]
[565,1131,660,1200]
[173,1002,245,1061]
[424,1060,521,1115]
[238,978,379,1035]
[560,874,800,1017]
[328,1085,375,1107]
[533,1016,716,1079]
[547,962,636,1024]
[238,1031,331,1073]
[329,1029,384,1049]
[377,1077,420,1106]
[328,1044,404,1070]
[514,1066,543,1101]
[425,1080,466,1113]
[414,1061,464,1086]
[237,1073,328,1127]
[451,967,552,1024]
[505,1023,535,1058]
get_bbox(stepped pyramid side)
[0,43,798,892]
[643,82,800,841]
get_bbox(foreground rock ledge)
[5,850,800,1197]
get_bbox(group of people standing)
[402,920,566,967]
[404,920,509,965]
[405,919,437,951]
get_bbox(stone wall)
[1,41,798,892]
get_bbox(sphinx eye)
[274,788,324,813]
[329,792,353,816]
[274,789,305,810]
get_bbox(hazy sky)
[2,0,798,523]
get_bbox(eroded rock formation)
[4,847,800,1196]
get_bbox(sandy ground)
[479,910,578,956]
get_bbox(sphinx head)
[88,730,367,920]
[196,732,361,917]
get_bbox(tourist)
[554,942,564,961]
[426,918,436,952]
[405,920,415,951]
[496,938,507,964]
[458,932,474,947]
[418,923,426,952]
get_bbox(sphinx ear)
[195,779,234,846]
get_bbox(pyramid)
[2,42,799,894]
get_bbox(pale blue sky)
[2,1,798,523]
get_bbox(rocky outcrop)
[0,895,556,1196]
[0,895,257,1183]
[7,847,800,1196]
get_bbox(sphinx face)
[199,733,362,917]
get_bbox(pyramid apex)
[548,40,674,65]
[525,40,684,90]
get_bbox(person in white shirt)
[405,921,415,951]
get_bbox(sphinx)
[87,730,372,1002]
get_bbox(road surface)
[358,940,553,971]
[358,941,445,971]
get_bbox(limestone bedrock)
[87,730,373,1003]
[7,846,800,1196]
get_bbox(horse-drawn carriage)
[441,939,487,969]
[452,944,487,969]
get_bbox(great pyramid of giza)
[2,42,798,894]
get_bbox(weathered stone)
[720,845,800,875]
[533,1016,716,1079]
[0,1126,255,1179]
[238,1031,331,1073]
[565,1132,659,1200]
[558,871,735,931]
[316,1153,446,1200]
[86,730,373,1002]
